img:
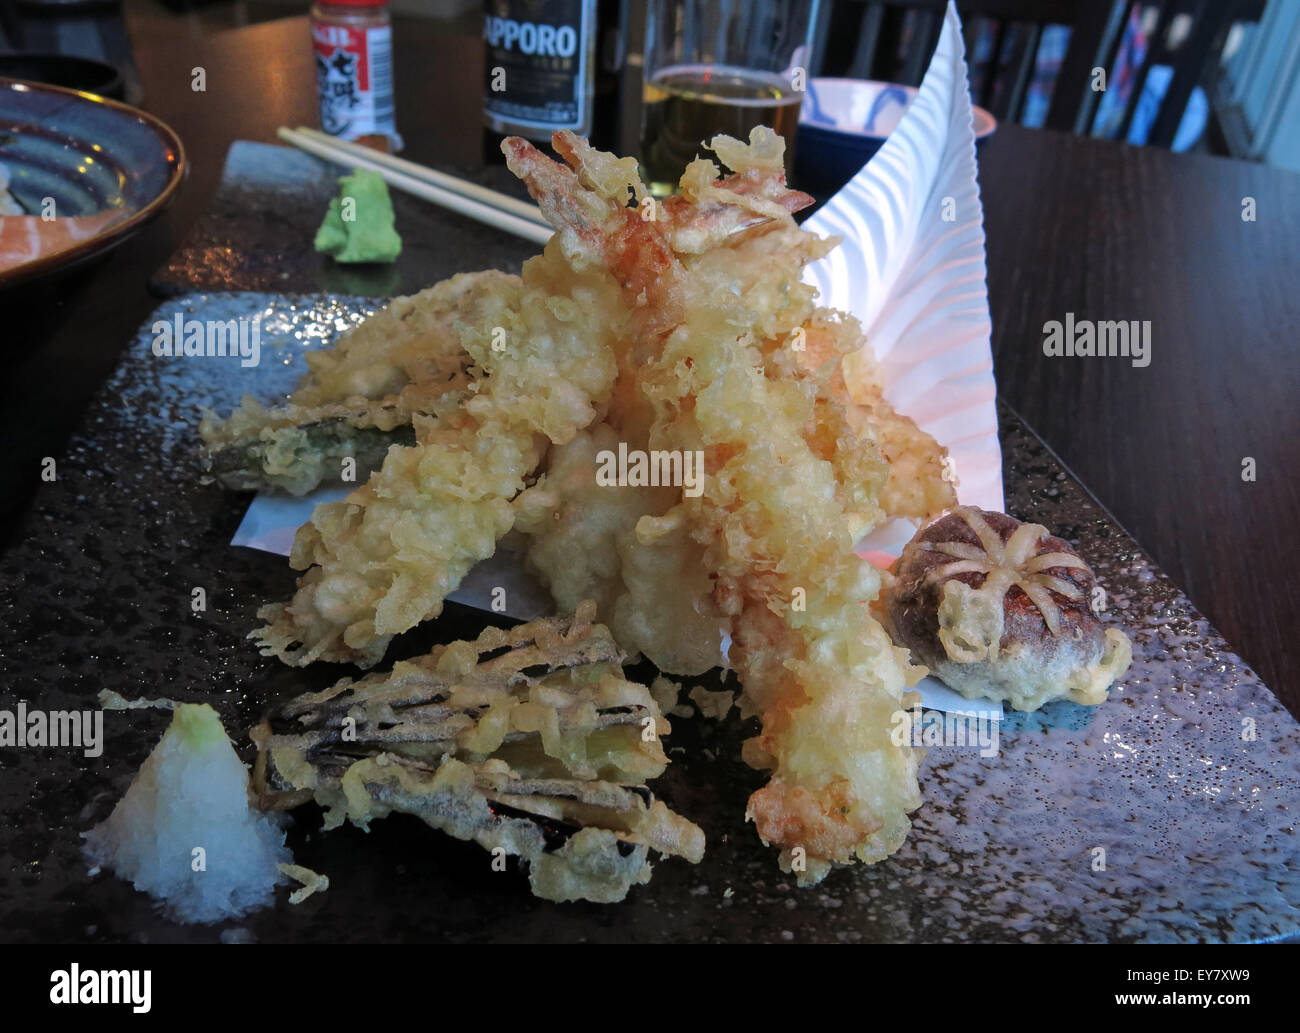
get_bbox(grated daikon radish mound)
[84,703,292,924]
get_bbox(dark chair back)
[811,1,1260,146]
[0,0,25,51]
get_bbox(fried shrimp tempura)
[799,309,957,523]
[218,125,955,881]
[512,423,725,676]
[505,128,935,883]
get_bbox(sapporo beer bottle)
[483,0,624,149]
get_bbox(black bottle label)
[483,0,595,137]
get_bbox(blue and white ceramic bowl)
[796,78,996,196]
[0,78,185,289]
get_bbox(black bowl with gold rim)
[0,53,124,99]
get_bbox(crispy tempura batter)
[253,240,627,667]
[253,603,703,902]
[512,423,725,677]
[200,271,514,495]
[505,129,937,883]
[213,126,956,881]
[801,309,957,522]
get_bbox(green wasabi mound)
[83,703,292,924]
[314,168,402,264]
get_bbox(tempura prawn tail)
[503,132,683,335]
[661,129,815,253]
[503,127,816,337]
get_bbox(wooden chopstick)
[293,127,550,228]
[276,126,552,246]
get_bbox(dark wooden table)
[1,9,1297,719]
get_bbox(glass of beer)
[639,0,817,196]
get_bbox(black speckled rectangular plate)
[1,289,1297,944]
[148,141,538,299]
